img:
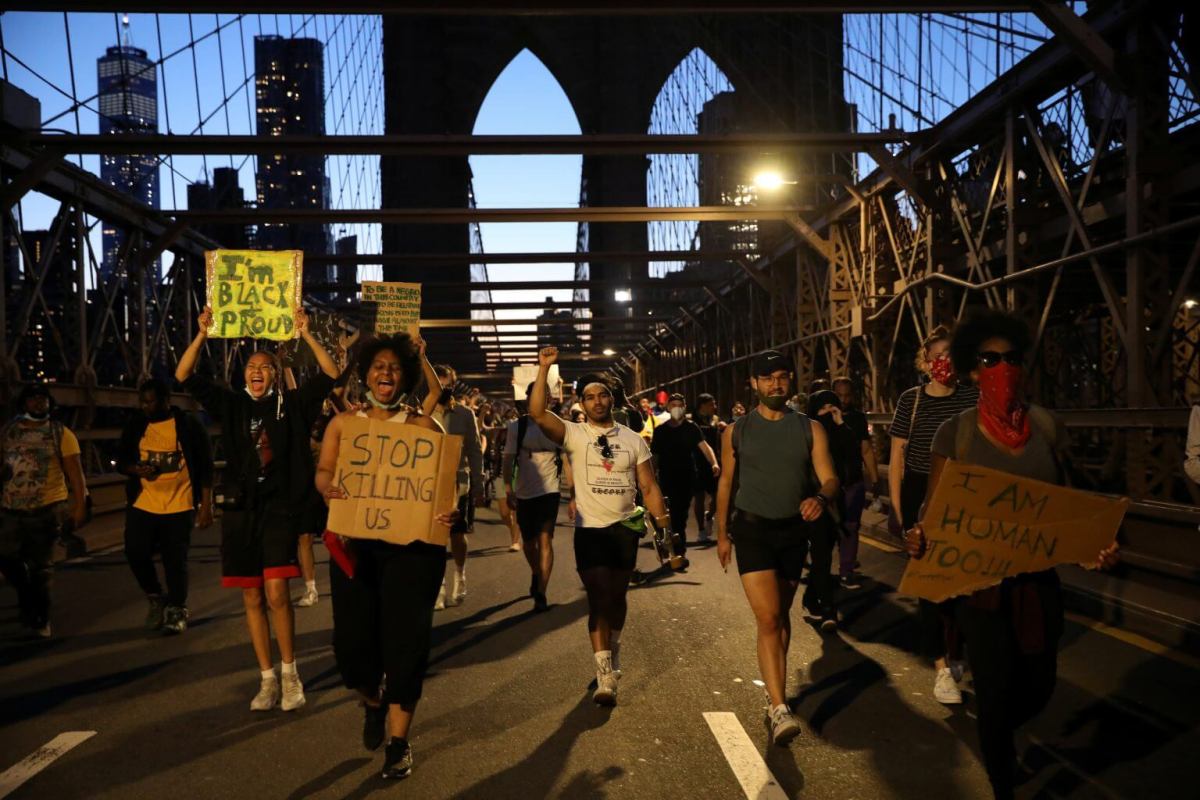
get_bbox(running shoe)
[250,677,280,711]
[768,704,802,745]
[162,605,188,634]
[934,667,963,704]
[451,574,467,605]
[839,574,863,590]
[145,595,166,631]
[281,672,306,711]
[363,702,388,751]
[296,586,319,607]
[434,580,447,611]
[381,739,413,780]
[508,542,521,552]
[32,621,52,639]
[593,670,618,706]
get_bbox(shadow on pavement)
[285,756,372,800]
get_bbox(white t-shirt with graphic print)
[560,420,651,529]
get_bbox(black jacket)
[184,372,332,529]
[117,408,214,508]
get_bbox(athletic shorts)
[574,524,639,572]
[220,496,300,588]
[730,510,815,582]
[515,492,559,541]
[451,494,471,534]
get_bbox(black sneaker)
[362,702,387,752]
[381,738,413,779]
[840,574,862,590]
[533,591,549,612]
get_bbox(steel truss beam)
[169,206,813,225]
[18,1,1033,13]
[18,132,908,156]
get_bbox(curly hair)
[914,324,952,374]
[356,333,422,395]
[949,310,1033,376]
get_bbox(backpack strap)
[516,415,530,456]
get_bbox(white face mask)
[669,407,685,421]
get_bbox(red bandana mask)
[977,363,1031,448]
[929,355,956,387]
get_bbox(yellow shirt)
[1,421,80,510]
[133,419,194,515]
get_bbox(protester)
[715,350,839,745]
[116,379,214,634]
[608,376,645,435]
[650,393,719,556]
[529,349,670,706]
[830,377,881,587]
[904,309,1119,799]
[175,305,338,712]
[0,383,88,639]
[503,381,573,611]
[691,393,724,542]
[432,364,485,608]
[637,396,659,443]
[730,401,747,420]
[888,325,979,705]
[317,333,454,780]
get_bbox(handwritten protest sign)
[512,364,561,400]
[326,416,462,547]
[360,281,421,337]
[898,461,1129,602]
[205,249,302,340]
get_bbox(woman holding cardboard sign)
[316,332,457,782]
[176,305,339,714]
[904,310,1119,800]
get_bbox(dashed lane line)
[0,732,97,799]
[703,712,789,800]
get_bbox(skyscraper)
[696,91,762,255]
[254,35,330,284]
[97,23,159,282]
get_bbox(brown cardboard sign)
[898,460,1129,603]
[326,415,462,547]
[360,281,421,337]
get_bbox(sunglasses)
[977,350,1024,367]
[596,435,614,460]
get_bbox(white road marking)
[0,732,96,799]
[703,712,789,800]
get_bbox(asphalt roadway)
[1,500,1197,799]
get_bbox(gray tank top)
[733,409,815,519]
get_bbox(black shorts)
[574,524,639,572]
[731,511,817,582]
[220,497,300,588]
[695,470,718,496]
[451,494,471,534]
[515,492,559,541]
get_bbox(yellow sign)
[325,415,462,547]
[898,461,1129,603]
[205,249,303,340]
[360,281,421,337]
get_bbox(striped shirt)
[889,384,980,475]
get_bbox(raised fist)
[198,306,214,336]
[538,347,559,367]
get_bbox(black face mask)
[147,408,171,422]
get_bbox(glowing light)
[602,348,616,356]
[614,289,632,303]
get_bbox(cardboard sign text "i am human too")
[325,416,463,547]
[898,461,1128,603]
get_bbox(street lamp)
[602,348,615,356]
[752,170,797,192]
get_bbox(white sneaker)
[768,704,802,745]
[250,677,280,711]
[434,580,447,611]
[451,573,467,605]
[508,542,521,552]
[280,672,306,711]
[295,587,319,608]
[934,667,963,705]
[593,670,618,706]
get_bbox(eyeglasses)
[596,435,614,460]
[977,350,1024,367]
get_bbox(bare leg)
[580,567,613,652]
[450,532,468,572]
[297,534,315,584]
[242,587,273,671]
[741,570,793,707]
[387,702,417,740]
[264,578,295,664]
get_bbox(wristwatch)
[814,494,830,508]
